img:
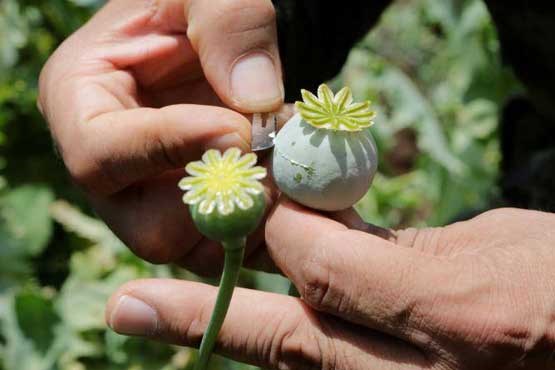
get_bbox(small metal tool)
[251,112,276,152]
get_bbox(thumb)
[185,0,284,113]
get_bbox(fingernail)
[205,133,249,152]
[231,52,283,111]
[109,295,158,336]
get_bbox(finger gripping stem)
[195,238,245,370]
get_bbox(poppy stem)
[194,237,246,370]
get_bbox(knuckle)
[143,116,183,169]
[37,39,76,122]
[57,121,121,196]
[429,279,547,364]
[67,142,120,196]
[274,318,325,370]
[38,53,54,85]
[476,304,555,369]
[301,250,332,311]
[484,309,544,357]
[188,0,276,47]
[300,236,350,315]
[217,0,275,27]
[63,145,100,192]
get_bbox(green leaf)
[49,200,126,253]
[56,268,140,332]
[0,1,29,69]
[1,185,54,256]
[371,64,466,175]
[14,289,60,354]
[0,291,63,370]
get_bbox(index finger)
[265,198,454,343]
[106,279,428,369]
[39,25,251,196]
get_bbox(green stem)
[194,238,246,370]
[288,281,300,297]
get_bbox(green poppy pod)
[272,85,378,211]
[179,148,267,243]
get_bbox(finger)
[40,55,251,198]
[238,205,401,277]
[89,144,279,270]
[106,279,429,370]
[265,198,455,343]
[90,156,279,269]
[92,173,264,270]
[87,170,205,265]
[186,0,284,112]
[66,104,250,195]
[78,0,283,110]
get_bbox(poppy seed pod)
[178,148,267,370]
[272,84,378,211]
[179,148,267,242]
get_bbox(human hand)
[105,199,555,369]
[38,0,284,275]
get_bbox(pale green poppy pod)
[272,85,378,211]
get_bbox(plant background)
[0,0,520,369]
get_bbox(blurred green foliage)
[0,0,519,369]
[345,0,520,226]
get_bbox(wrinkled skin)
[107,202,555,370]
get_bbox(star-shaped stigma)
[179,148,267,216]
[295,84,376,132]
